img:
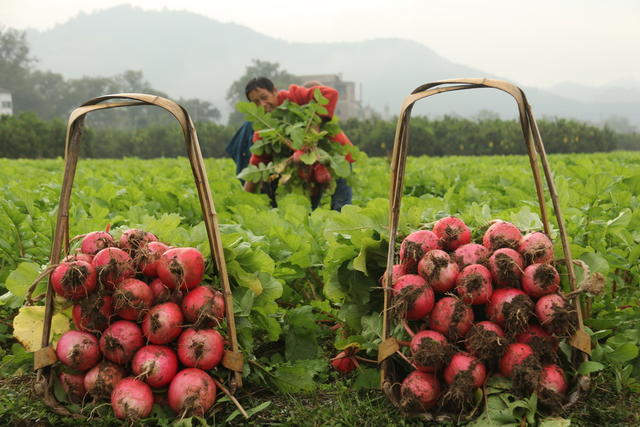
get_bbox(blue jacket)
[225,121,254,182]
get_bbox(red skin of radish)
[535,293,567,328]
[489,248,524,288]
[464,321,505,353]
[432,216,471,251]
[455,264,493,305]
[56,330,101,371]
[519,232,554,265]
[181,286,226,325]
[149,278,176,304]
[392,275,435,320]
[453,243,490,269]
[113,278,154,321]
[444,353,487,388]
[499,343,535,378]
[131,345,179,388]
[177,328,225,370]
[92,247,134,291]
[382,263,408,288]
[119,229,158,251]
[399,230,441,272]
[51,260,97,301]
[516,324,553,345]
[482,221,522,251]
[429,297,474,339]
[313,162,332,183]
[84,360,126,399]
[140,241,169,277]
[59,372,87,403]
[331,351,357,373]
[63,252,94,264]
[410,330,448,372]
[80,231,115,255]
[522,263,560,298]
[168,368,217,417]
[111,377,154,420]
[100,320,144,365]
[142,302,184,345]
[72,295,113,332]
[486,287,532,326]
[400,370,441,410]
[157,247,205,291]
[417,249,459,293]
[539,364,568,394]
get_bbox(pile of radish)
[51,227,228,421]
[382,217,576,415]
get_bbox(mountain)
[25,5,640,129]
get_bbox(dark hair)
[245,77,276,100]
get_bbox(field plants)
[0,151,638,425]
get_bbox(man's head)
[245,77,278,112]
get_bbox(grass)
[1,371,639,426]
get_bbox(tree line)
[1,111,638,159]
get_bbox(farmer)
[225,120,253,184]
[242,77,354,211]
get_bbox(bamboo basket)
[31,93,244,418]
[378,78,592,420]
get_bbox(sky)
[2,0,639,89]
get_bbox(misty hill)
[25,5,640,128]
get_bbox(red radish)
[84,360,126,399]
[63,252,94,264]
[113,278,154,321]
[443,352,486,393]
[312,162,332,184]
[482,220,522,251]
[72,294,113,332]
[59,372,87,403]
[157,247,205,291]
[410,330,449,372]
[56,330,101,371]
[432,216,471,251]
[488,248,524,288]
[119,228,158,252]
[429,296,474,340]
[142,302,184,344]
[80,230,115,255]
[516,324,559,364]
[381,264,408,287]
[519,232,554,265]
[177,328,225,370]
[499,343,541,397]
[168,368,217,417]
[453,243,490,269]
[51,260,97,300]
[537,363,568,413]
[92,247,134,291]
[464,321,507,362]
[535,293,577,336]
[140,241,169,277]
[399,371,441,412]
[399,230,441,272]
[131,345,179,388]
[292,149,305,163]
[331,351,357,373]
[111,377,154,420]
[486,287,533,337]
[100,320,144,365]
[417,250,459,293]
[297,165,312,182]
[455,264,493,305]
[181,286,226,326]
[391,275,434,320]
[522,263,560,298]
[149,278,175,304]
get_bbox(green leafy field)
[0,151,639,426]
